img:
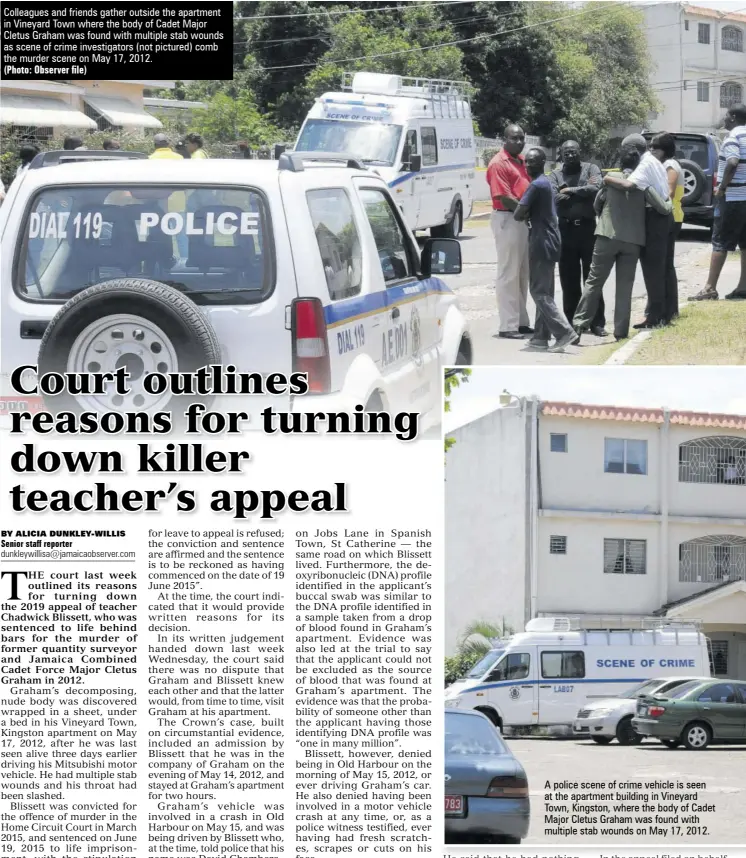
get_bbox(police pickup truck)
[0,150,471,426]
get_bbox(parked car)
[445,709,530,844]
[573,675,710,745]
[632,678,746,750]
[0,149,471,424]
[643,131,721,230]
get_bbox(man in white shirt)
[603,133,673,328]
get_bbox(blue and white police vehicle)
[445,617,711,732]
[295,72,476,238]
[0,149,471,425]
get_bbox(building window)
[678,436,746,484]
[722,25,743,52]
[541,651,586,679]
[684,19,689,30]
[698,22,711,44]
[679,535,746,583]
[604,538,647,575]
[709,640,729,676]
[549,535,567,555]
[721,81,744,108]
[550,433,567,453]
[421,126,438,166]
[604,438,647,475]
[697,81,710,102]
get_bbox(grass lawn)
[628,301,746,364]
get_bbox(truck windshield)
[296,119,403,166]
[466,649,505,679]
[17,186,272,306]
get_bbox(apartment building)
[0,79,173,139]
[643,3,746,133]
[445,399,746,680]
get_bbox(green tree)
[302,5,464,107]
[190,92,282,146]
[445,619,513,687]
[444,368,470,454]
[533,2,658,155]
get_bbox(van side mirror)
[409,153,422,173]
[421,238,462,277]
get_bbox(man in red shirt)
[486,125,533,338]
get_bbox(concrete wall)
[537,516,661,615]
[540,416,662,514]
[444,405,529,653]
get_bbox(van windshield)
[296,119,403,166]
[466,649,505,679]
[18,186,272,306]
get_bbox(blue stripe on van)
[323,277,451,328]
[389,161,475,188]
[463,677,650,694]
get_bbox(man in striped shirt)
[690,103,746,300]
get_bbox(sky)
[444,367,746,433]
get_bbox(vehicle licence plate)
[445,795,464,816]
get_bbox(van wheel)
[365,391,385,412]
[661,739,680,749]
[432,202,462,239]
[681,721,711,750]
[37,278,221,415]
[455,337,472,366]
[591,736,613,745]
[476,707,502,731]
[615,716,643,745]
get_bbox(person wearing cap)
[150,134,183,160]
[603,133,672,329]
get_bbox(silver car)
[573,676,710,745]
[445,709,530,844]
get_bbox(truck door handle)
[21,321,49,340]
[391,307,400,320]
[540,685,551,689]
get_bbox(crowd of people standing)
[486,103,746,352]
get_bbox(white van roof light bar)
[343,71,473,119]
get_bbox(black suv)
[643,132,721,229]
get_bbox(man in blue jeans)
[514,149,579,353]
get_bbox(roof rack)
[342,71,473,120]
[30,150,148,169]
[534,614,703,632]
[278,151,366,173]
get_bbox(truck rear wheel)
[432,202,462,239]
[38,278,221,416]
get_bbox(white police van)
[0,149,471,424]
[445,617,711,732]
[295,72,476,238]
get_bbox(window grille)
[722,25,743,52]
[698,22,711,44]
[550,535,567,555]
[678,437,746,484]
[709,640,729,676]
[697,81,710,102]
[679,535,746,583]
[604,539,647,575]
[720,81,744,108]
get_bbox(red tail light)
[649,706,666,718]
[487,775,528,798]
[291,298,331,394]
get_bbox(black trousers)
[640,209,674,324]
[559,220,604,328]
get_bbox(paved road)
[439,219,712,365]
